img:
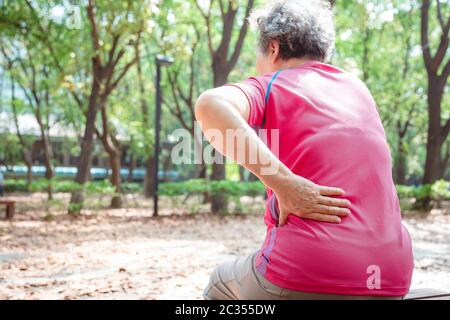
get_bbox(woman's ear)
[268,40,281,64]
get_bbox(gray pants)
[203,252,403,300]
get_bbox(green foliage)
[29,179,82,193]
[431,180,450,200]
[4,178,118,196]
[7,178,448,201]
[85,180,117,196]
[0,134,23,165]
[3,179,29,192]
[395,184,415,199]
[122,183,142,194]
[159,179,207,196]
[396,181,450,201]
[159,179,265,198]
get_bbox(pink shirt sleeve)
[226,76,268,127]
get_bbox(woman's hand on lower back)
[271,172,351,226]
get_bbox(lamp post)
[153,54,173,217]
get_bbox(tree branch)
[24,0,84,108]
[421,0,433,72]
[193,0,215,56]
[87,0,102,69]
[442,57,450,80]
[401,101,418,137]
[218,0,225,19]
[442,117,450,145]
[104,56,138,97]
[166,73,192,132]
[227,0,254,71]
[442,141,450,174]
[436,0,446,30]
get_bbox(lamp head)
[156,54,174,66]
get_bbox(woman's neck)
[278,57,317,70]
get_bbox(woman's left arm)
[195,86,351,225]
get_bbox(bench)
[0,200,15,219]
[404,288,450,300]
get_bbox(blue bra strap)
[262,69,283,126]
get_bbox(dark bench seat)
[404,288,450,300]
[0,200,15,219]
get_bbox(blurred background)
[0,0,448,299]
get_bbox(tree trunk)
[109,149,123,208]
[211,159,227,213]
[420,0,449,184]
[41,132,54,200]
[396,137,407,185]
[128,154,136,182]
[248,171,259,182]
[239,166,245,182]
[195,163,209,204]
[144,156,155,198]
[97,100,123,209]
[423,81,444,184]
[68,78,101,214]
[417,79,445,210]
[162,154,172,182]
[11,80,33,191]
[210,73,228,213]
[25,160,32,190]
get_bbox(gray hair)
[249,0,335,62]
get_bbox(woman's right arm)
[195,86,351,226]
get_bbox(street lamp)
[153,54,174,217]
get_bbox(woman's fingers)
[315,204,350,217]
[278,206,348,226]
[319,186,345,196]
[319,196,351,208]
[303,213,342,223]
[278,207,289,227]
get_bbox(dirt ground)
[0,193,449,299]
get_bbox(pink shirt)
[231,61,414,296]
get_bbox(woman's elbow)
[194,89,222,122]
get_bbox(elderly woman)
[195,0,413,300]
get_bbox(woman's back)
[243,61,414,296]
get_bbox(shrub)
[3,179,29,192]
[85,180,116,196]
[395,185,415,199]
[5,178,449,202]
[396,180,450,202]
[431,179,450,201]
[29,179,83,193]
[3,178,116,195]
[158,179,265,199]
[122,183,142,194]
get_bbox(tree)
[134,32,156,199]
[421,0,450,183]
[14,0,154,210]
[391,6,426,184]
[66,0,148,211]
[0,59,34,188]
[165,25,208,178]
[194,0,255,213]
[0,39,56,199]
[333,0,429,184]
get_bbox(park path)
[0,206,449,299]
